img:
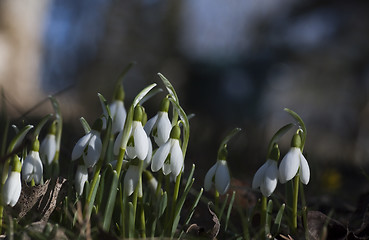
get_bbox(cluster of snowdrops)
[0,72,311,239]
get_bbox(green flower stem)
[0,206,3,233]
[131,185,138,238]
[169,172,182,232]
[261,196,267,237]
[292,172,300,231]
[164,175,171,235]
[214,190,220,214]
[139,195,146,238]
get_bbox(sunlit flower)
[22,140,43,184]
[40,122,57,165]
[145,98,171,146]
[252,159,279,197]
[109,99,126,135]
[151,125,183,178]
[204,160,230,195]
[72,119,103,168]
[75,165,88,196]
[3,156,22,207]
[114,106,148,160]
[279,133,310,184]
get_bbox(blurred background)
[1,0,369,205]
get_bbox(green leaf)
[218,194,229,220]
[271,203,285,236]
[184,164,195,192]
[7,124,33,153]
[139,88,163,105]
[284,108,307,147]
[86,175,101,218]
[265,199,273,235]
[217,128,241,157]
[267,123,294,158]
[133,83,157,107]
[128,202,135,238]
[98,93,111,118]
[157,73,179,103]
[101,165,119,231]
[49,95,61,119]
[115,62,135,87]
[79,117,91,134]
[33,114,53,139]
[184,188,203,225]
[225,191,236,231]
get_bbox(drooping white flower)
[114,106,148,160]
[145,98,171,146]
[75,165,88,196]
[151,125,183,178]
[143,136,153,168]
[3,156,22,207]
[124,164,140,196]
[252,159,279,197]
[72,119,103,168]
[22,139,43,184]
[279,133,310,184]
[40,122,57,165]
[109,100,127,134]
[204,160,230,195]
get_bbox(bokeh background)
[1,0,369,207]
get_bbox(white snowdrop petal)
[75,165,88,196]
[279,148,300,183]
[155,112,171,146]
[262,161,278,197]
[84,134,101,168]
[252,161,268,189]
[133,122,149,160]
[114,130,124,155]
[40,134,56,165]
[124,165,140,196]
[3,172,21,207]
[144,114,158,135]
[151,141,171,172]
[215,160,230,195]
[22,156,34,182]
[299,152,310,184]
[204,163,217,191]
[170,140,183,178]
[162,162,172,175]
[143,137,152,169]
[72,133,91,160]
[32,152,43,185]
[113,101,126,134]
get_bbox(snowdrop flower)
[124,163,141,196]
[109,84,127,134]
[72,119,103,168]
[204,148,230,195]
[22,139,43,184]
[252,144,280,197]
[114,106,148,160]
[151,125,183,178]
[40,121,57,165]
[3,155,22,207]
[145,98,171,146]
[143,170,158,194]
[279,133,310,184]
[75,164,88,196]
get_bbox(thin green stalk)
[139,196,146,238]
[0,206,3,233]
[214,190,220,216]
[170,172,182,227]
[292,173,300,231]
[116,148,126,177]
[261,196,267,237]
[131,187,138,238]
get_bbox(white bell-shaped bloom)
[115,120,149,160]
[152,111,171,146]
[279,147,310,184]
[143,136,153,168]
[40,133,56,165]
[22,149,43,185]
[110,100,126,134]
[124,164,140,196]
[75,165,88,196]
[151,126,183,178]
[3,156,22,207]
[3,171,22,207]
[252,159,279,197]
[204,160,230,195]
[72,130,102,168]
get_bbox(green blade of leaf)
[139,88,163,105]
[184,164,195,192]
[86,175,101,218]
[218,193,229,220]
[101,165,119,231]
[217,128,241,157]
[33,114,53,139]
[133,83,157,107]
[265,199,273,235]
[115,62,135,88]
[225,191,236,231]
[98,93,111,118]
[284,108,307,147]
[267,123,294,157]
[128,202,135,238]
[271,203,285,236]
[157,73,179,103]
[7,124,33,153]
